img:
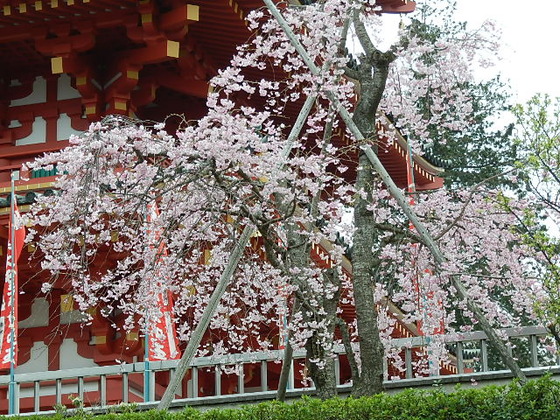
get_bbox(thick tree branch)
[352,8,376,57]
[344,65,361,81]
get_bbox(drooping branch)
[434,168,517,241]
[157,224,253,409]
[157,81,321,412]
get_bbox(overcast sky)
[456,0,560,103]
[378,1,559,104]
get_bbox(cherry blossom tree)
[509,94,560,344]
[25,0,546,405]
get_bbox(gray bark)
[336,317,359,381]
[304,268,341,399]
[281,215,339,399]
[275,102,343,401]
[350,50,394,396]
[276,332,294,402]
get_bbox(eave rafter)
[5,0,201,119]
[224,0,247,23]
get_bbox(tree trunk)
[349,54,393,396]
[306,338,337,399]
[304,268,341,399]
[282,220,339,399]
[351,152,385,396]
[276,338,294,402]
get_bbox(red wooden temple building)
[0,0,448,413]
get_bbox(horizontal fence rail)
[1,326,558,415]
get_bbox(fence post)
[456,342,464,374]
[261,361,268,392]
[481,340,489,372]
[405,347,413,379]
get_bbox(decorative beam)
[226,0,246,22]
[125,39,180,64]
[151,73,210,99]
[35,26,95,56]
[13,0,202,119]
[160,4,199,32]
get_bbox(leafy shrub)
[34,376,560,420]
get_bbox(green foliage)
[424,77,517,189]
[404,0,519,189]
[514,93,560,204]
[512,94,560,341]
[34,376,560,420]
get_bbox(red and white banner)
[0,202,25,369]
[146,202,181,361]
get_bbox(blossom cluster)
[25,1,548,376]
